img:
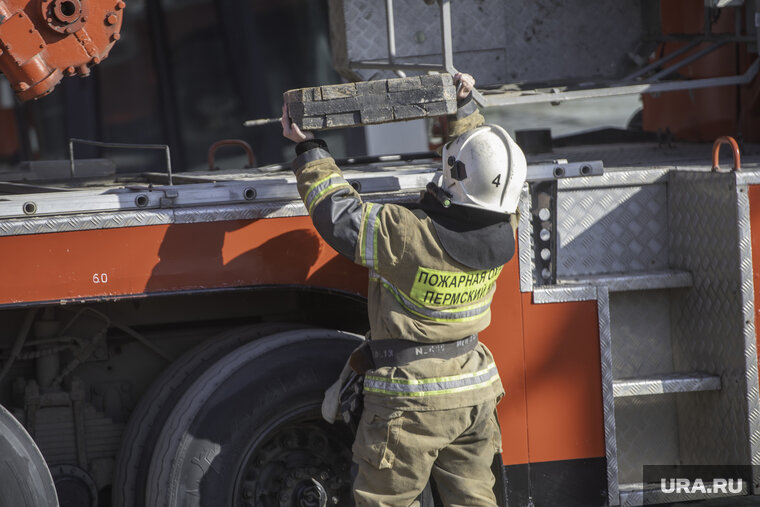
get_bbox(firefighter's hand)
[453,72,475,100]
[281,104,315,143]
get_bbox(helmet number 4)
[492,174,501,187]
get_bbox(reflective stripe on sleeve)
[369,273,492,323]
[359,203,382,269]
[305,173,352,214]
[364,363,500,397]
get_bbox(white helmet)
[441,124,527,214]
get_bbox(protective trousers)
[352,399,502,507]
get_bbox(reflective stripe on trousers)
[364,363,500,397]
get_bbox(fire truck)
[1,0,760,506]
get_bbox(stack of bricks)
[283,74,457,130]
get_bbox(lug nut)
[111,33,120,41]
[106,13,117,25]
[116,1,125,9]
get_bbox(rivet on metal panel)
[531,180,558,285]
[22,202,37,215]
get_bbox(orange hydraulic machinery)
[0,0,123,101]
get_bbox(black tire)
[0,404,59,507]
[144,328,362,506]
[112,323,303,507]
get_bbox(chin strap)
[423,182,453,208]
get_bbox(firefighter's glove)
[322,357,352,424]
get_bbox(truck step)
[613,372,721,398]
[619,479,747,506]
[556,269,693,292]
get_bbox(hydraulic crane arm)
[0,0,123,101]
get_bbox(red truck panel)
[0,217,366,304]
[749,186,760,380]
[0,215,606,466]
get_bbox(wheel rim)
[234,406,354,507]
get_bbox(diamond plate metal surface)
[736,171,760,186]
[556,184,670,277]
[0,192,427,237]
[613,373,721,398]
[598,287,620,506]
[558,270,693,293]
[619,481,747,507]
[609,291,674,379]
[532,284,597,304]
[0,203,309,237]
[332,0,508,84]
[615,395,681,486]
[331,0,643,86]
[668,173,760,480]
[518,184,534,293]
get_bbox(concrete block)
[356,80,388,96]
[284,87,319,103]
[302,96,360,116]
[360,106,394,124]
[301,116,326,130]
[393,104,426,120]
[423,101,456,116]
[420,73,452,89]
[387,76,421,92]
[326,112,361,127]
[284,74,457,130]
[320,83,357,100]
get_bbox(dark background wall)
[0,0,364,173]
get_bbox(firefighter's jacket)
[293,99,510,411]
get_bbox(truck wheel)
[113,323,303,507]
[144,328,362,506]
[0,404,59,507]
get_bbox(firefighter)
[282,73,526,506]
